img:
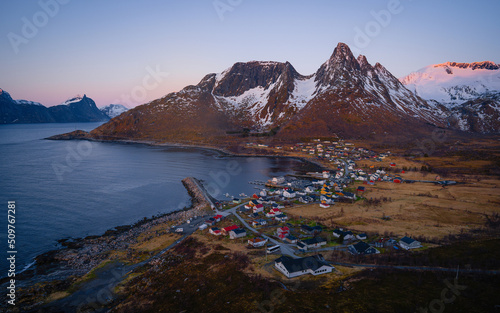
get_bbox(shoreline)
[45,134,329,171]
[1,176,214,289]
[5,134,322,287]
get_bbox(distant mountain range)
[5,43,499,139]
[400,61,500,133]
[0,90,128,123]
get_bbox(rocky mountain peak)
[315,42,361,87]
[436,61,500,70]
[213,61,300,97]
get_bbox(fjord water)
[0,123,303,275]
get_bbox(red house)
[276,226,290,239]
[222,225,239,235]
[213,214,223,222]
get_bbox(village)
[172,139,435,279]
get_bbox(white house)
[266,208,281,218]
[251,219,267,227]
[305,186,315,193]
[296,237,327,251]
[229,228,247,239]
[283,189,296,198]
[332,229,355,241]
[274,214,288,222]
[274,255,334,278]
[356,233,368,240]
[399,236,422,250]
[209,227,221,236]
[272,176,286,184]
[348,241,380,255]
[253,204,264,213]
[248,237,268,247]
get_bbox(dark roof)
[301,225,313,232]
[275,255,332,273]
[301,237,327,246]
[350,241,371,254]
[301,225,322,232]
[400,236,416,244]
[285,235,297,240]
[333,229,352,237]
[231,228,246,235]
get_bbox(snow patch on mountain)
[61,95,84,106]
[290,76,317,110]
[15,99,44,106]
[400,62,500,107]
[100,104,129,118]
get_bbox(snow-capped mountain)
[91,43,445,141]
[99,104,128,118]
[279,43,445,139]
[0,90,109,124]
[400,61,500,133]
[400,61,500,107]
[61,95,85,106]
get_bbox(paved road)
[220,203,299,258]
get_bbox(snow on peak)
[61,95,84,105]
[99,104,128,118]
[15,99,44,106]
[400,62,500,107]
[434,61,499,71]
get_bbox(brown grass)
[284,177,500,239]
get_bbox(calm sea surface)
[0,123,305,275]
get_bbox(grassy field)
[285,174,500,239]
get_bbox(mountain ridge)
[90,43,451,142]
[0,90,110,124]
[400,60,500,133]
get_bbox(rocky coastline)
[2,177,213,292]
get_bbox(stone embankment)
[29,177,214,283]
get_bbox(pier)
[182,177,216,209]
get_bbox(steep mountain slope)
[278,43,444,139]
[447,96,500,133]
[401,61,500,133]
[0,90,109,124]
[90,43,444,142]
[49,95,110,122]
[99,104,129,118]
[0,89,55,123]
